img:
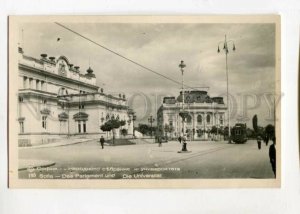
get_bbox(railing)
[19,57,96,86]
[163,102,226,108]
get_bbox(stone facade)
[17,47,134,146]
[157,90,227,140]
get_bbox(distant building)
[17,47,134,146]
[157,90,227,140]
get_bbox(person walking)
[257,136,262,150]
[100,136,105,149]
[269,137,276,178]
[158,135,162,147]
[182,135,188,151]
[178,136,182,144]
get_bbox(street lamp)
[178,60,187,136]
[217,35,236,143]
[148,115,155,138]
[132,112,137,138]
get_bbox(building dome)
[85,67,95,78]
[87,67,94,74]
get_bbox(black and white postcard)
[8,15,281,188]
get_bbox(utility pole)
[148,115,155,138]
[217,35,236,143]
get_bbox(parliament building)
[157,90,227,140]
[17,47,134,146]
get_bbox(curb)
[18,160,56,171]
[19,139,95,150]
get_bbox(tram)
[231,123,248,144]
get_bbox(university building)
[157,90,227,140]
[17,47,134,146]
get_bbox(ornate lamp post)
[178,60,188,136]
[148,115,155,138]
[217,35,236,143]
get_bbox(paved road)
[18,140,275,179]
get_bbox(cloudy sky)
[19,22,277,127]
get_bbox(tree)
[120,120,126,127]
[100,119,122,144]
[121,128,128,136]
[210,126,218,135]
[224,126,229,138]
[138,124,150,135]
[252,115,258,133]
[264,124,275,141]
[210,126,220,140]
[246,128,255,139]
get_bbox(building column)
[33,78,37,90]
[38,80,42,90]
[36,80,39,90]
[25,77,29,89]
[203,112,207,140]
[192,112,196,140]
[19,77,23,89]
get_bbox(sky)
[18,22,277,127]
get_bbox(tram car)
[231,123,248,144]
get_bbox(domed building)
[157,90,227,140]
[17,47,134,146]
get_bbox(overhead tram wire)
[54,22,207,91]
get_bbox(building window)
[187,115,192,124]
[43,99,47,104]
[42,116,47,130]
[19,121,24,133]
[78,121,81,133]
[77,121,86,133]
[79,104,84,109]
[220,115,223,125]
[83,121,86,133]
[19,96,24,102]
[169,120,173,126]
[41,81,45,91]
[23,77,27,88]
[36,80,40,90]
[29,78,33,89]
[197,115,202,124]
[207,114,211,124]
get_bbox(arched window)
[220,114,223,125]
[207,114,211,124]
[197,115,202,124]
[187,115,192,124]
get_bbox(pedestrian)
[178,136,182,144]
[100,136,105,149]
[182,135,188,151]
[265,136,269,146]
[269,137,276,178]
[158,135,162,147]
[257,136,262,150]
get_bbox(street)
[18,140,275,179]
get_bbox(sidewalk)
[19,138,95,150]
[18,159,55,171]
